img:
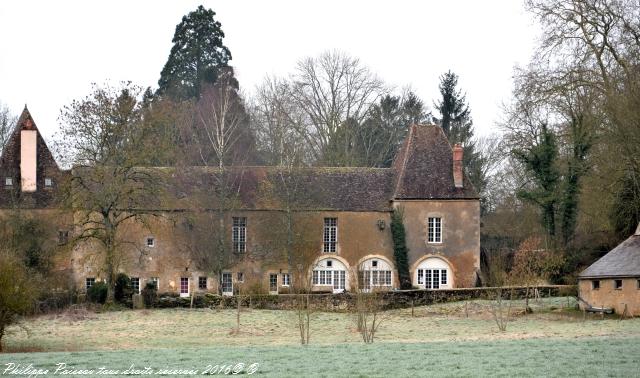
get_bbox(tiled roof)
[579,224,640,278]
[143,166,396,211]
[392,124,478,200]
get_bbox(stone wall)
[149,285,576,312]
[579,278,640,315]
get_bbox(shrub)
[391,208,412,289]
[114,273,133,303]
[141,281,158,307]
[0,252,39,352]
[87,282,108,304]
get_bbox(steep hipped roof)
[0,106,59,169]
[579,224,640,278]
[0,106,64,209]
[392,124,478,200]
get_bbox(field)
[1,297,639,377]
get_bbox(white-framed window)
[592,280,600,290]
[198,276,207,290]
[44,177,53,187]
[269,273,278,293]
[221,272,233,295]
[5,177,13,187]
[232,217,247,253]
[282,273,291,287]
[428,217,442,243]
[312,258,347,292]
[146,237,155,248]
[614,279,623,290]
[359,258,393,291]
[237,272,244,282]
[150,277,159,290]
[131,277,140,294]
[418,269,448,289]
[180,277,189,296]
[323,218,337,253]
[85,277,96,291]
[415,257,452,290]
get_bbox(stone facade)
[578,278,640,315]
[578,223,640,315]
[0,109,481,296]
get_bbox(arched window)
[415,257,453,289]
[358,258,393,291]
[312,258,348,293]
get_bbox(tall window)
[428,217,442,243]
[180,277,189,295]
[131,277,140,294]
[323,218,337,253]
[221,272,233,294]
[282,273,291,287]
[232,217,247,253]
[269,273,278,293]
[150,277,159,290]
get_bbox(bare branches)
[291,50,386,163]
[0,102,15,156]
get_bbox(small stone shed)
[578,223,640,315]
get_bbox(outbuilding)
[578,223,640,315]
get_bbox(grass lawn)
[1,297,639,376]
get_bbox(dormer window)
[5,177,13,187]
[44,178,53,187]
[146,237,155,248]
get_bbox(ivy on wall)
[391,207,412,289]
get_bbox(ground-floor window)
[269,273,278,293]
[312,262,347,292]
[417,269,447,289]
[86,277,95,291]
[358,258,393,290]
[150,277,159,290]
[282,273,291,287]
[180,277,189,296]
[221,273,233,295]
[131,277,140,294]
[198,276,207,290]
[237,272,244,282]
[415,257,452,290]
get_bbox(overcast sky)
[0,1,538,141]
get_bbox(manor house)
[0,107,480,296]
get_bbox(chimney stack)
[453,144,463,189]
[20,118,37,192]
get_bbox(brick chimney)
[453,144,463,189]
[20,118,37,192]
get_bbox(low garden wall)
[151,285,577,312]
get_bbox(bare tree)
[353,266,389,343]
[56,82,160,303]
[291,50,386,164]
[251,75,308,166]
[195,67,252,168]
[0,102,15,156]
